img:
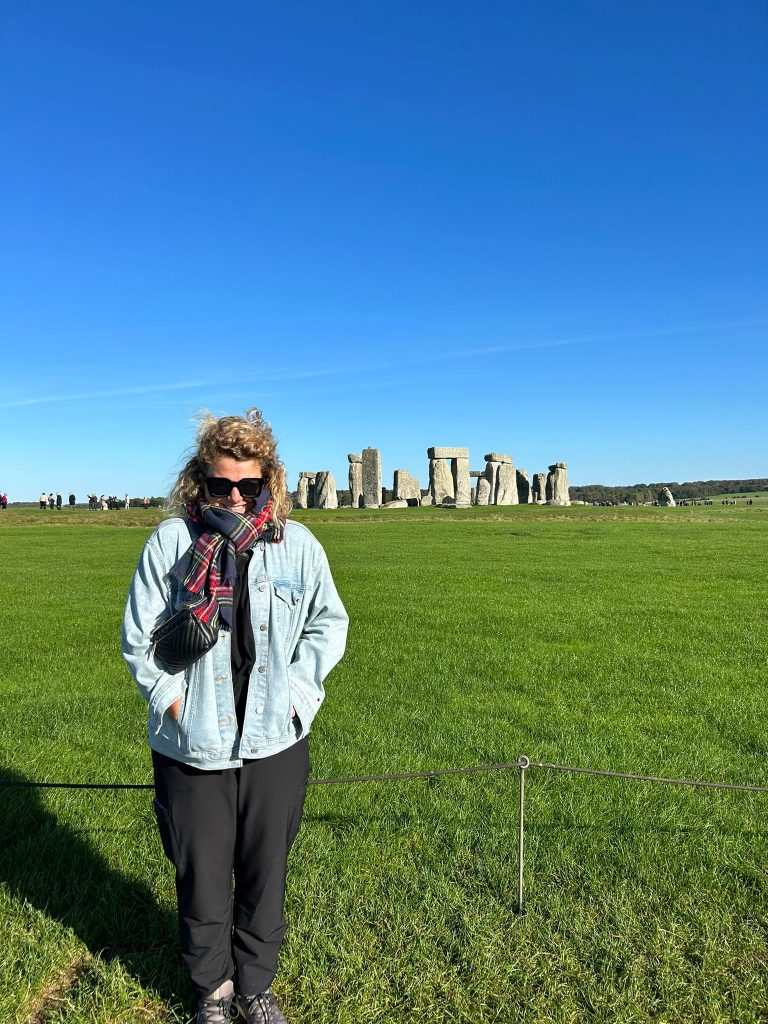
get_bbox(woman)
[122,409,348,1024]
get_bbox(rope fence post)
[516,754,530,914]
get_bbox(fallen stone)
[381,499,408,508]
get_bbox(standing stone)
[516,469,533,504]
[495,462,518,505]
[533,473,547,503]
[348,454,363,508]
[658,486,676,507]
[453,456,471,508]
[483,462,500,504]
[476,477,492,505]
[315,471,338,509]
[393,469,421,501]
[362,447,382,508]
[546,462,571,506]
[429,459,455,505]
[296,476,309,509]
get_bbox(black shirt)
[231,550,256,731]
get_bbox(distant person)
[0,492,7,510]
[124,492,130,510]
[122,408,348,1024]
[56,492,62,511]
[40,492,47,510]
[143,495,150,510]
[100,494,107,511]
[48,492,55,510]
[69,492,76,510]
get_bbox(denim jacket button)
[259,623,267,631]
[258,665,266,673]
[258,584,266,592]
[256,704,264,714]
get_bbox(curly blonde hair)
[167,408,292,530]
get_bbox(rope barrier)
[4,754,765,916]
[1,756,766,792]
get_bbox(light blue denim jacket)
[122,517,349,769]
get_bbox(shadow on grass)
[0,764,191,1013]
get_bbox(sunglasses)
[204,477,265,499]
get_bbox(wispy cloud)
[1,314,765,411]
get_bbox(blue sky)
[2,2,766,500]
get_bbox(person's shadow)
[0,764,192,1017]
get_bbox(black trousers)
[152,738,309,999]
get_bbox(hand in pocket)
[167,697,182,722]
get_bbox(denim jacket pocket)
[272,581,303,640]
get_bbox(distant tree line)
[570,478,768,504]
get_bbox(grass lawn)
[0,503,766,1023]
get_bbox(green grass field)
[0,503,766,1024]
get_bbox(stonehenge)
[295,472,314,509]
[295,446,574,510]
[658,486,676,507]
[532,473,547,503]
[516,469,533,504]
[393,469,421,502]
[545,463,570,506]
[475,453,518,506]
[362,447,382,509]
[427,447,471,507]
[295,471,339,509]
[348,454,363,508]
[315,471,338,509]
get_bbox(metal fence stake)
[516,754,530,914]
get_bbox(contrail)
[1,314,765,410]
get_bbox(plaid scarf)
[171,497,283,631]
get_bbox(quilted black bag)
[150,609,217,674]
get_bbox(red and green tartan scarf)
[170,497,283,631]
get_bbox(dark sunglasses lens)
[205,477,231,497]
[205,477,264,498]
[236,478,264,498]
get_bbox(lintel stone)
[484,453,513,464]
[427,446,469,460]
